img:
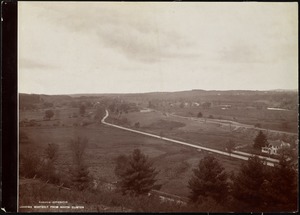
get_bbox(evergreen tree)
[253,131,268,149]
[265,153,298,211]
[197,112,203,118]
[232,156,267,209]
[116,149,159,196]
[188,155,229,204]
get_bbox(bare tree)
[69,136,91,190]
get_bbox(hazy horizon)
[19,88,298,96]
[19,2,298,95]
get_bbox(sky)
[18,2,298,94]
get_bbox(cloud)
[217,43,263,64]
[18,2,298,94]
[31,2,200,63]
[19,58,56,70]
[96,25,200,63]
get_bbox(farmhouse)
[261,140,290,155]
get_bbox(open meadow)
[20,107,244,199]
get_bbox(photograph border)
[1,1,298,213]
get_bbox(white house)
[262,140,290,155]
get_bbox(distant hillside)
[19,89,298,111]
[19,93,73,110]
[116,90,298,110]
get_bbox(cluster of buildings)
[261,140,292,155]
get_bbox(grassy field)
[19,178,230,213]
[168,106,298,133]
[20,107,245,202]
[112,110,297,152]
[19,178,182,213]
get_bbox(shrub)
[69,165,91,191]
[134,122,140,128]
[44,143,59,162]
[39,162,60,184]
[45,110,54,120]
[254,123,261,128]
[121,117,129,125]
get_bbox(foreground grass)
[19,179,224,213]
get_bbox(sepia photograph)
[18,2,298,212]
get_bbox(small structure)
[219,104,231,110]
[192,102,200,107]
[262,140,290,155]
[93,102,101,108]
[140,108,153,113]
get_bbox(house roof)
[268,140,290,147]
[268,140,282,147]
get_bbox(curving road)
[101,110,279,167]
